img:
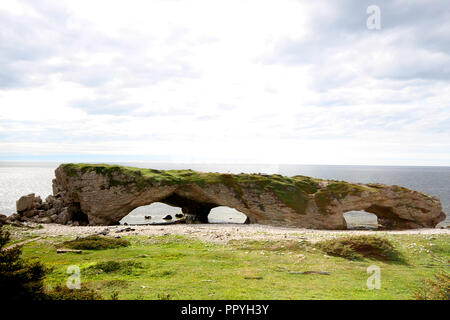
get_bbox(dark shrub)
[316,235,403,261]
[0,227,48,300]
[46,284,103,300]
[0,226,105,300]
[59,235,129,250]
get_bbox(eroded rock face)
[11,164,446,229]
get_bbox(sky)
[0,0,449,166]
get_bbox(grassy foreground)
[7,227,449,300]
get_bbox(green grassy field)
[7,227,449,300]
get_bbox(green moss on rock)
[314,182,378,215]
[59,163,368,215]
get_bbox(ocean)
[1,161,448,227]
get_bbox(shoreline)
[14,223,450,244]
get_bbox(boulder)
[0,214,7,225]
[46,208,57,216]
[38,217,52,224]
[45,195,55,203]
[23,209,37,218]
[33,195,42,207]
[16,194,37,212]
[6,213,20,222]
[52,199,64,211]
[55,208,72,225]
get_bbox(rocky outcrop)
[11,163,446,229]
[13,192,89,226]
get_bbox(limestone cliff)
[11,163,446,229]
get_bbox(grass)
[57,235,130,250]
[14,229,450,300]
[87,260,143,275]
[413,271,449,300]
[2,224,42,246]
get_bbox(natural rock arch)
[13,164,446,230]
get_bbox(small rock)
[98,228,110,235]
[162,215,172,220]
[144,215,151,219]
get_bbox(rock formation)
[10,163,446,229]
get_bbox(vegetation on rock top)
[60,163,379,214]
[314,182,379,215]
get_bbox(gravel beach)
[22,223,450,244]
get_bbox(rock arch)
[13,164,446,230]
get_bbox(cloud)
[265,0,450,85]
[0,0,449,165]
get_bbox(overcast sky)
[0,0,449,165]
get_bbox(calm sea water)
[0,161,448,227]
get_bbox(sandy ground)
[23,223,450,244]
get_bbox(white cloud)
[0,0,449,165]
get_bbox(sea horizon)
[1,161,448,228]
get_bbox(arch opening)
[208,206,249,224]
[120,202,184,225]
[343,210,379,230]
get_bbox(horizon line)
[1,159,449,168]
